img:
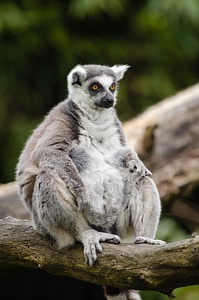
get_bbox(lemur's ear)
[67,65,87,87]
[111,65,130,81]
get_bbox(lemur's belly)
[81,161,124,230]
[70,143,125,230]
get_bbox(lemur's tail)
[104,287,142,300]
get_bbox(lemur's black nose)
[106,97,114,106]
[101,95,114,108]
[107,96,114,104]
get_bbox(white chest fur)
[76,110,125,229]
[79,108,121,152]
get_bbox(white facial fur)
[94,74,115,91]
[67,64,129,111]
[67,64,129,94]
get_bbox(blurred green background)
[1,0,199,299]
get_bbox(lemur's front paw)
[135,236,166,245]
[80,229,121,266]
[128,160,152,183]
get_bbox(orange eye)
[91,84,99,91]
[109,84,115,92]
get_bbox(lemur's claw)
[81,230,121,266]
[135,236,166,245]
[129,160,152,183]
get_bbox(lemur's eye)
[109,84,115,92]
[91,84,99,91]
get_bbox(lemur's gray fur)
[16,64,165,300]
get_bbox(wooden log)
[0,182,30,219]
[0,216,199,297]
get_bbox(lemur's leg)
[32,166,121,266]
[104,176,165,300]
[129,176,165,245]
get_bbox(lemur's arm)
[123,148,152,183]
[114,116,151,182]
[36,149,87,210]
[28,117,121,266]
[32,119,88,211]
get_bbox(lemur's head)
[67,64,129,109]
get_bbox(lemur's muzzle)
[99,94,114,108]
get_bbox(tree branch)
[1,217,199,297]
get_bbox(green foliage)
[174,285,199,300]
[157,217,190,243]
[142,286,199,300]
[141,290,168,300]
[68,0,127,18]
[142,285,199,300]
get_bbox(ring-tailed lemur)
[16,64,165,300]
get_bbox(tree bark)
[0,216,199,298]
[0,182,30,219]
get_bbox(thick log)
[0,182,30,219]
[0,216,199,297]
